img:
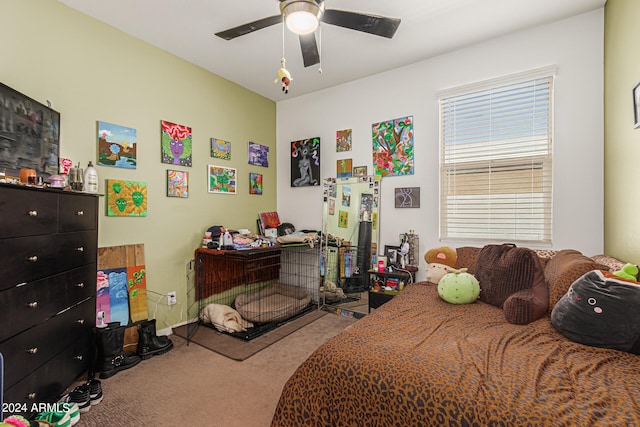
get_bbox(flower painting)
[338,211,349,228]
[97,121,137,169]
[106,179,148,216]
[161,120,192,167]
[208,165,236,194]
[167,170,188,198]
[372,115,414,177]
[211,138,231,160]
[249,172,262,195]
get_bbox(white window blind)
[438,67,555,243]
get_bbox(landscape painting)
[97,121,137,169]
[208,165,237,194]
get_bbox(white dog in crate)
[201,303,253,333]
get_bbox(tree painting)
[372,115,414,177]
[161,120,192,167]
[208,165,236,194]
[97,121,137,169]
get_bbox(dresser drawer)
[0,298,94,389]
[3,334,91,417]
[0,231,97,290]
[59,192,98,232]
[0,186,58,238]
[0,264,96,342]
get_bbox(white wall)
[277,9,604,281]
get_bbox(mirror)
[321,176,381,315]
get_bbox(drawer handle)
[75,282,85,288]
[75,247,84,252]
[76,319,85,325]
[73,355,83,361]
[27,301,38,308]
[27,255,38,262]
[26,347,38,354]
[27,393,36,400]
[76,210,84,216]
[28,210,38,217]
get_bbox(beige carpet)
[69,311,357,427]
[172,309,327,360]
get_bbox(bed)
[271,278,640,425]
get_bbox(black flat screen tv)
[0,82,60,179]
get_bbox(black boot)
[137,319,173,360]
[95,324,142,379]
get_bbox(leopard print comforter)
[271,282,640,426]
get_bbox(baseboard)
[157,318,198,336]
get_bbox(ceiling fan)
[215,0,401,68]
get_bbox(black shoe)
[137,319,173,360]
[86,379,103,405]
[67,384,91,413]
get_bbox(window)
[438,66,555,243]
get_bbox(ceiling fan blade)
[322,9,401,39]
[215,14,282,40]
[299,33,320,67]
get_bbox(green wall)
[1,0,277,328]
[604,0,640,263]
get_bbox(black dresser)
[0,184,97,417]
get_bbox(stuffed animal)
[424,246,457,284]
[438,268,480,304]
[274,58,292,94]
[613,263,639,281]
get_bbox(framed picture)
[248,142,269,167]
[166,170,188,198]
[249,172,262,195]
[208,164,237,194]
[211,138,231,160]
[633,81,640,128]
[106,179,148,216]
[395,187,421,208]
[353,165,367,177]
[291,137,320,186]
[336,129,352,152]
[337,158,353,178]
[97,121,137,169]
[161,120,192,167]
[384,245,401,266]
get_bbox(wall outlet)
[167,291,177,306]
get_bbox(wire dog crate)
[191,244,320,341]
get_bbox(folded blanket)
[201,303,253,333]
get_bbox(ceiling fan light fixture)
[282,1,323,35]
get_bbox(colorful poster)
[167,170,188,198]
[342,186,351,206]
[102,268,129,326]
[336,129,352,152]
[248,142,269,167]
[127,265,147,322]
[208,165,237,194]
[337,158,352,178]
[291,137,320,187]
[372,115,414,177]
[211,138,231,160]
[338,210,348,228]
[96,271,111,326]
[161,120,192,167]
[106,180,148,216]
[249,173,262,195]
[97,121,137,169]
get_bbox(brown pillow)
[545,249,602,312]
[474,244,548,324]
[455,246,482,275]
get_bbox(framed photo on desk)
[384,245,400,267]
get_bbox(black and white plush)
[551,269,640,354]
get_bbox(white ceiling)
[58,0,606,102]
